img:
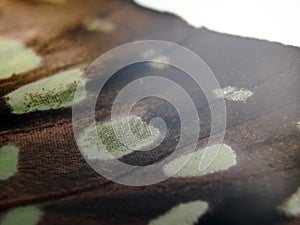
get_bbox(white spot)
[134,0,300,47]
[279,187,300,217]
[142,49,170,69]
[212,86,253,102]
[83,18,116,33]
[148,55,170,69]
[163,144,237,177]
[148,200,208,225]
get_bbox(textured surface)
[5,69,85,114]
[0,0,299,225]
[78,115,161,160]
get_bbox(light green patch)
[83,18,116,33]
[163,144,237,177]
[0,145,19,181]
[279,187,300,217]
[0,39,41,80]
[4,69,86,114]
[79,115,161,160]
[0,206,43,225]
[148,200,208,225]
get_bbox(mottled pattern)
[78,115,161,160]
[0,0,299,224]
[212,86,253,102]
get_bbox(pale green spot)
[296,121,300,131]
[148,200,208,225]
[0,39,41,80]
[163,144,237,177]
[4,69,86,114]
[0,206,43,225]
[0,145,19,181]
[79,115,161,160]
[279,187,300,217]
[83,18,116,33]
